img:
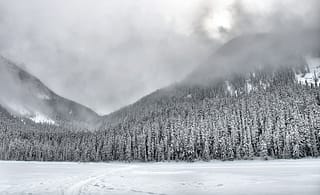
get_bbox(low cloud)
[0,0,319,114]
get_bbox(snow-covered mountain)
[0,56,101,127]
[102,32,320,125]
[93,32,320,162]
[1,32,320,162]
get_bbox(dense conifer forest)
[1,67,319,162]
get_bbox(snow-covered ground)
[29,112,55,124]
[0,159,319,195]
[296,56,320,85]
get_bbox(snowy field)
[0,159,320,195]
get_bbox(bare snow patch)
[296,56,320,85]
[225,81,234,96]
[246,80,253,93]
[30,112,55,124]
[3,102,55,124]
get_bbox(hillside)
[0,56,101,128]
[1,33,320,162]
[96,32,320,161]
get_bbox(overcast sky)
[0,0,319,114]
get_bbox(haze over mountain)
[101,31,320,128]
[1,30,320,163]
[1,0,319,114]
[187,30,320,84]
[0,56,101,127]
[1,30,319,128]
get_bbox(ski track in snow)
[64,165,137,195]
[0,159,320,195]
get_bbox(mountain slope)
[96,32,320,161]
[102,32,320,128]
[0,56,101,128]
[1,33,319,162]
